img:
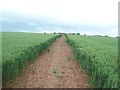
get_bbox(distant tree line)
[43,32,118,38]
[43,32,89,36]
[52,32,81,35]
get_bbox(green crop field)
[2,32,61,83]
[66,35,118,88]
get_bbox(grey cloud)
[2,13,117,37]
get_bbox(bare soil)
[4,35,89,88]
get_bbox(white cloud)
[1,0,118,25]
[27,22,38,27]
[108,27,118,37]
[1,0,119,36]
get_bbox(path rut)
[5,35,89,88]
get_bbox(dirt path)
[5,35,89,88]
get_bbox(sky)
[0,0,119,36]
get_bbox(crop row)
[66,35,118,88]
[2,32,61,83]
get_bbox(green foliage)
[52,67,58,74]
[31,67,36,73]
[52,67,63,78]
[66,35,118,88]
[76,33,80,35]
[2,32,61,83]
[66,55,70,61]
